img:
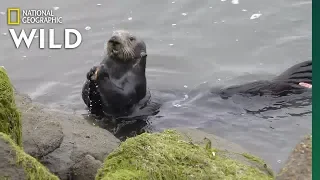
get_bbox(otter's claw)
[140,52,147,58]
[87,66,98,81]
[95,65,110,80]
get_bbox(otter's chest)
[104,61,134,82]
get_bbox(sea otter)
[82,30,151,118]
[216,60,312,99]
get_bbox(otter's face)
[106,30,146,61]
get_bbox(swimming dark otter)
[217,60,312,99]
[82,30,150,118]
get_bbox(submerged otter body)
[217,60,312,99]
[82,30,154,118]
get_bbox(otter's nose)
[109,36,120,43]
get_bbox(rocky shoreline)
[16,91,120,180]
[276,134,312,180]
[0,67,312,179]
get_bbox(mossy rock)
[0,67,22,147]
[0,132,59,180]
[96,130,274,180]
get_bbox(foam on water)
[231,0,239,4]
[250,13,262,20]
[29,81,60,100]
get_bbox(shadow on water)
[243,93,312,117]
[83,114,155,141]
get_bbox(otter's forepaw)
[140,52,147,58]
[96,65,110,80]
[87,66,98,81]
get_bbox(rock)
[96,129,274,180]
[22,119,64,159]
[15,92,121,180]
[72,154,102,180]
[0,67,22,146]
[276,134,312,180]
[0,132,59,180]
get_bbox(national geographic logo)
[7,8,63,25]
[6,7,82,49]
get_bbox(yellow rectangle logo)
[7,8,20,25]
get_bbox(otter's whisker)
[124,46,135,60]
[123,47,127,60]
[124,47,131,61]
[122,47,127,61]
[129,49,135,59]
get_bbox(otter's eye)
[129,36,135,41]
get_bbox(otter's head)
[106,30,146,61]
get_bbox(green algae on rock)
[242,153,265,165]
[0,67,22,147]
[96,130,274,180]
[241,153,274,177]
[0,132,59,180]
